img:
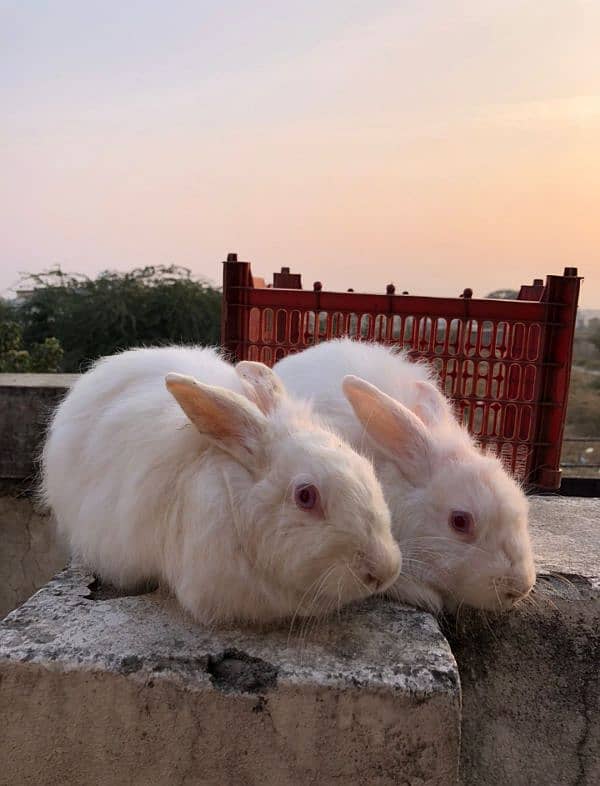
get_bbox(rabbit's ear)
[235,361,286,415]
[166,373,268,469]
[413,380,451,427]
[342,375,433,484]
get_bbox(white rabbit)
[42,346,401,625]
[275,339,536,614]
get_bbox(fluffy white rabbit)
[275,339,536,614]
[42,346,402,625]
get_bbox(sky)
[1,0,599,306]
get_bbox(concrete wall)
[0,374,73,617]
[0,569,461,786]
[449,498,600,786]
[0,492,67,619]
[0,373,76,479]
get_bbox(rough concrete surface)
[0,568,460,786]
[0,494,68,619]
[448,496,600,786]
[529,496,600,584]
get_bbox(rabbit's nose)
[365,572,384,591]
[362,546,402,593]
[501,576,534,605]
[503,587,527,603]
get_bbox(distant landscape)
[563,313,600,477]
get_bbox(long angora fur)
[42,346,401,625]
[275,339,536,614]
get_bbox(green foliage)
[15,265,222,372]
[0,320,21,354]
[0,319,64,373]
[0,298,17,326]
[29,337,64,373]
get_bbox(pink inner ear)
[168,380,235,440]
[413,381,450,427]
[342,375,433,482]
[239,378,279,416]
[413,402,432,426]
[236,362,285,415]
[166,376,266,464]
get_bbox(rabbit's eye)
[449,510,475,538]
[295,483,319,511]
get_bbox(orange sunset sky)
[2,1,599,306]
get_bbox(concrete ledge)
[0,568,460,786]
[450,497,600,786]
[0,375,598,783]
[0,373,76,480]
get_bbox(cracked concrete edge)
[0,659,460,786]
[0,568,462,786]
[0,567,461,700]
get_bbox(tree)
[0,319,63,373]
[0,297,16,323]
[15,265,222,372]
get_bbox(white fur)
[42,346,401,625]
[275,339,536,613]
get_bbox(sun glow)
[1,1,598,304]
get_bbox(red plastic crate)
[221,254,581,489]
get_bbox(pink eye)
[294,483,319,511]
[449,510,475,537]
